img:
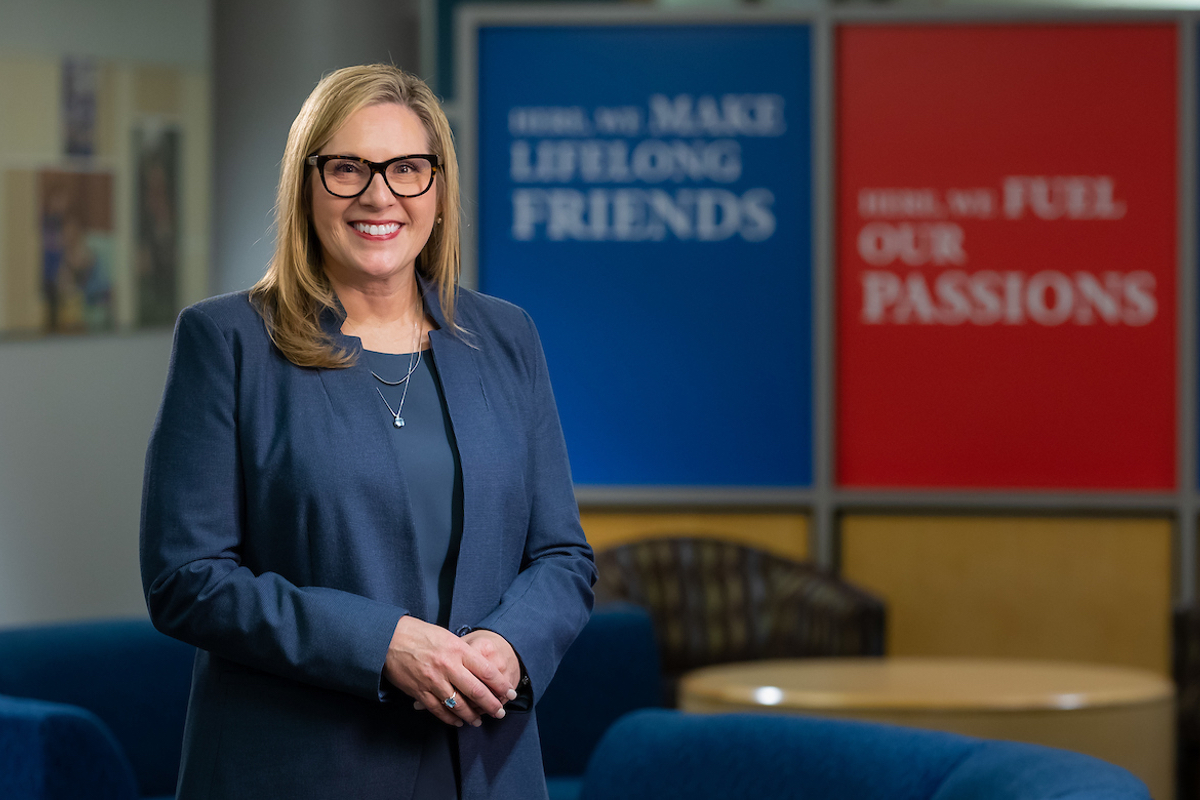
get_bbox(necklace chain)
[370,313,423,430]
[370,360,420,386]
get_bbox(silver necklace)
[370,359,420,386]
[375,349,421,428]
[371,317,423,429]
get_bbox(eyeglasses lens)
[323,158,433,197]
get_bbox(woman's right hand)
[383,615,515,727]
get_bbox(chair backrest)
[0,694,139,800]
[594,537,886,678]
[580,709,970,800]
[579,710,1152,800]
[0,618,194,798]
[537,603,662,777]
[930,739,1153,800]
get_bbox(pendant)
[393,417,405,429]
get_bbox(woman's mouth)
[351,222,401,238]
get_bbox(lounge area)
[0,612,1163,800]
[0,1,1194,799]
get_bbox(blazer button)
[456,625,472,637]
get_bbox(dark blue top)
[363,349,464,629]
[364,348,463,800]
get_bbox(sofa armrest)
[0,694,139,800]
[930,739,1151,800]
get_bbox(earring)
[436,216,443,224]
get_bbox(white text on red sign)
[854,176,1153,326]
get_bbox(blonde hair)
[249,64,462,368]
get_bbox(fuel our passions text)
[854,178,1159,327]
[505,94,786,243]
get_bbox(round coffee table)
[679,657,1174,800]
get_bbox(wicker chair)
[594,537,886,705]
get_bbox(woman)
[140,64,595,799]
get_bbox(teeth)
[354,222,399,235]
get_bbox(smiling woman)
[139,64,596,800]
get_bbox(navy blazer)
[140,281,596,799]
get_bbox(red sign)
[837,24,1177,489]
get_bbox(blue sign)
[476,22,813,487]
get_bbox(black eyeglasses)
[306,154,440,199]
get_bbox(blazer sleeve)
[471,311,597,707]
[140,305,406,701]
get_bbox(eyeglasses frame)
[306,153,441,199]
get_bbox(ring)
[443,691,457,710]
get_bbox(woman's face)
[309,102,438,288]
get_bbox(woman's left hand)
[461,629,521,690]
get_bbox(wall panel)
[841,515,1173,674]
[836,24,1178,490]
[470,19,814,490]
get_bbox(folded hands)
[384,616,521,727]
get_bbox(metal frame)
[1178,14,1197,603]
[813,8,836,569]
[455,3,1198,596]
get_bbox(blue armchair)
[579,710,1152,800]
[538,604,663,800]
[0,619,194,800]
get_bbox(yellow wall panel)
[580,511,809,562]
[3,170,40,330]
[134,67,181,115]
[841,516,1172,675]
[179,70,211,308]
[0,57,60,157]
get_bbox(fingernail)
[506,689,517,700]
[472,719,482,727]
[495,708,506,719]
[456,721,464,728]
[413,702,424,710]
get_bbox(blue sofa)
[0,619,194,800]
[579,709,1152,800]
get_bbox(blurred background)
[0,0,1196,795]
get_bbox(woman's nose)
[359,171,395,206]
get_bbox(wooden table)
[679,657,1175,800]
